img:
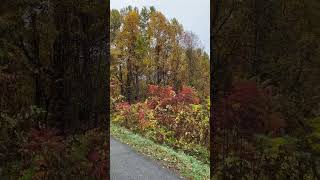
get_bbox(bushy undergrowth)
[111,85,210,163]
[213,81,320,179]
[0,107,108,180]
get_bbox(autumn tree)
[110,6,210,102]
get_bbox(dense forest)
[110,6,210,101]
[1,0,319,179]
[0,0,108,179]
[212,0,320,179]
[110,5,210,170]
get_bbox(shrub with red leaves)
[146,97,159,109]
[148,84,159,95]
[18,128,108,179]
[91,159,107,179]
[115,102,131,111]
[176,86,200,105]
[88,149,100,162]
[112,84,210,162]
[148,85,175,99]
[88,148,108,179]
[217,80,286,135]
[147,85,200,108]
[22,128,65,154]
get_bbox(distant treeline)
[110,6,210,103]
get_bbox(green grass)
[111,123,210,180]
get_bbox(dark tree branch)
[214,0,235,35]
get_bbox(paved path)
[110,137,184,180]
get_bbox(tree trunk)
[211,0,220,176]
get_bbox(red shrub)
[148,85,175,99]
[90,159,107,179]
[87,149,100,162]
[22,128,65,153]
[148,84,159,95]
[146,98,159,109]
[115,102,131,111]
[138,110,145,121]
[147,85,199,108]
[217,80,285,135]
[176,86,200,105]
[158,98,175,108]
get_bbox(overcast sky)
[111,0,210,54]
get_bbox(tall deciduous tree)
[111,6,210,103]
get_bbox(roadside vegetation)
[111,85,209,164]
[110,6,210,177]
[111,123,210,180]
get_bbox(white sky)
[111,0,210,54]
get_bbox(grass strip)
[111,123,210,180]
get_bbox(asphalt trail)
[110,137,184,180]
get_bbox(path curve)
[110,137,184,180]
